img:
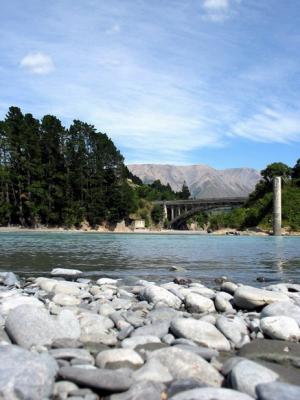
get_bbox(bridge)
[153,197,248,229]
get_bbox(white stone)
[133,358,173,383]
[215,292,234,312]
[171,318,231,351]
[96,348,144,368]
[170,388,254,400]
[231,359,279,398]
[260,316,300,341]
[0,291,44,316]
[51,268,82,276]
[148,347,223,387]
[97,278,119,285]
[79,313,117,345]
[52,293,80,306]
[141,285,181,309]
[185,293,215,313]
[234,286,290,310]
[261,301,300,325]
[121,335,161,349]
[216,316,248,346]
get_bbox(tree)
[291,159,300,186]
[261,162,291,183]
[179,181,191,200]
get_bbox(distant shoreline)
[1,226,299,236]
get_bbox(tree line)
[0,106,191,228]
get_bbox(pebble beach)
[0,269,300,400]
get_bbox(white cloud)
[105,24,120,34]
[231,107,300,143]
[202,0,238,21]
[20,52,55,75]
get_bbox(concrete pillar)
[163,203,168,221]
[171,206,174,220]
[178,207,181,216]
[273,177,282,236]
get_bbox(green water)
[0,232,299,285]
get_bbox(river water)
[0,232,299,286]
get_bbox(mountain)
[128,164,261,199]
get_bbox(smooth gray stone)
[148,347,223,387]
[147,307,181,323]
[234,286,290,310]
[0,271,19,286]
[59,366,133,392]
[230,359,278,398]
[171,318,231,351]
[110,381,165,400]
[122,335,161,349]
[49,348,94,364]
[0,344,58,400]
[133,358,173,383]
[131,321,170,338]
[51,268,83,277]
[172,344,219,361]
[167,379,209,397]
[0,328,11,344]
[123,310,145,327]
[261,301,300,325]
[256,381,300,400]
[260,316,300,341]
[96,348,144,369]
[79,313,117,345]
[140,285,182,309]
[216,315,248,345]
[221,357,245,376]
[185,293,215,313]
[169,387,253,400]
[5,305,80,348]
[118,325,134,340]
[53,380,79,398]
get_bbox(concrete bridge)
[153,197,248,229]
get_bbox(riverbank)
[0,270,299,399]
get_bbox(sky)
[1,0,300,170]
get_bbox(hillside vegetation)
[191,161,300,232]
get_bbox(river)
[0,232,299,285]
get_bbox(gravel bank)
[0,269,300,399]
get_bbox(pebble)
[256,381,300,400]
[133,358,173,382]
[234,286,290,310]
[185,292,216,313]
[169,387,254,400]
[140,285,182,309]
[230,359,279,398]
[59,366,133,392]
[171,318,231,351]
[0,344,58,400]
[261,301,300,325]
[51,268,83,277]
[260,316,300,341]
[95,348,144,369]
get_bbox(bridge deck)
[153,197,247,206]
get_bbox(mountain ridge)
[128,164,261,199]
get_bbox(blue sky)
[1,0,300,170]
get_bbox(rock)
[5,305,80,348]
[185,293,215,313]
[261,301,300,325]
[170,266,187,272]
[140,285,181,309]
[238,339,300,366]
[167,379,209,398]
[171,318,231,351]
[0,291,44,316]
[260,316,300,341]
[5,305,57,348]
[147,307,181,323]
[169,388,253,400]
[230,359,279,398]
[216,316,248,346]
[131,321,170,338]
[215,292,234,312]
[49,348,94,364]
[122,335,161,349]
[57,309,81,340]
[221,357,245,376]
[0,271,19,286]
[234,286,290,310]
[148,347,223,387]
[96,348,144,369]
[79,313,117,345]
[174,277,192,285]
[173,344,219,361]
[133,358,173,382]
[256,381,300,400]
[0,344,58,400]
[53,281,83,296]
[96,278,119,285]
[51,268,82,277]
[52,293,81,306]
[110,381,165,400]
[53,380,79,398]
[59,366,132,392]
[221,281,238,295]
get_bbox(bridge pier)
[273,177,282,236]
[163,203,167,220]
[171,206,174,220]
